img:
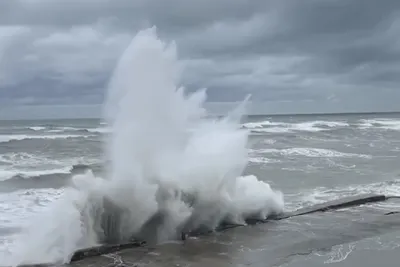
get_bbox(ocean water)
[1,113,400,266]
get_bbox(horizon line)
[1,110,399,121]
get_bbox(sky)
[0,0,400,119]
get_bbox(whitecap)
[256,147,371,159]
[28,127,46,131]
[359,118,400,131]
[0,134,93,143]
[246,120,349,133]
[0,167,72,182]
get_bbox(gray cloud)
[0,0,400,118]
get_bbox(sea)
[1,112,400,267]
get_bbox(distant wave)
[28,126,46,131]
[287,179,400,211]
[248,157,280,164]
[0,152,60,166]
[0,151,102,190]
[0,167,72,182]
[47,128,100,134]
[244,117,400,133]
[243,120,286,129]
[0,153,100,173]
[359,118,400,131]
[255,147,371,159]
[86,127,111,133]
[0,134,94,143]
[8,125,110,134]
[0,163,101,186]
[49,127,110,134]
[243,120,349,133]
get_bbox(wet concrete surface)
[67,202,400,267]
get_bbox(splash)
[3,27,284,266]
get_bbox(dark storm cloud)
[0,0,400,117]
[0,0,265,30]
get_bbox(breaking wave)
[359,118,400,131]
[244,120,349,133]
[0,134,93,143]
[27,127,46,131]
[5,126,110,134]
[255,148,371,159]
[287,179,400,211]
[248,157,280,164]
[48,127,110,134]
[0,164,99,183]
[0,168,72,182]
[3,27,284,266]
[0,152,102,192]
[0,152,60,166]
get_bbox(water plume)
[2,26,284,266]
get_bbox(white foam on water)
[46,126,109,134]
[28,127,46,131]
[47,127,79,133]
[0,152,100,181]
[87,127,111,133]
[0,152,61,166]
[262,139,276,145]
[243,121,286,129]
[2,27,284,266]
[252,127,293,133]
[246,120,349,133]
[290,121,325,132]
[0,167,72,181]
[248,157,280,164]
[285,179,400,211]
[0,134,92,143]
[359,118,400,131]
[1,183,100,266]
[256,147,371,159]
[0,189,64,228]
[0,189,65,261]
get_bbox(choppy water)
[1,112,400,266]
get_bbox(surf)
[2,27,284,266]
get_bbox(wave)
[287,179,400,211]
[0,164,103,194]
[359,118,400,131]
[7,126,110,134]
[244,120,349,133]
[28,127,46,131]
[243,120,286,129]
[0,167,72,182]
[0,152,101,168]
[0,152,64,167]
[86,127,111,133]
[0,164,99,183]
[0,152,102,184]
[47,127,82,133]
[0,134,94,143]
[47,127,110,133]
[248,157,280,164]
[255,147,371,159]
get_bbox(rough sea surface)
[1,113,400,267]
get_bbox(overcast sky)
[1,0,400,119]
